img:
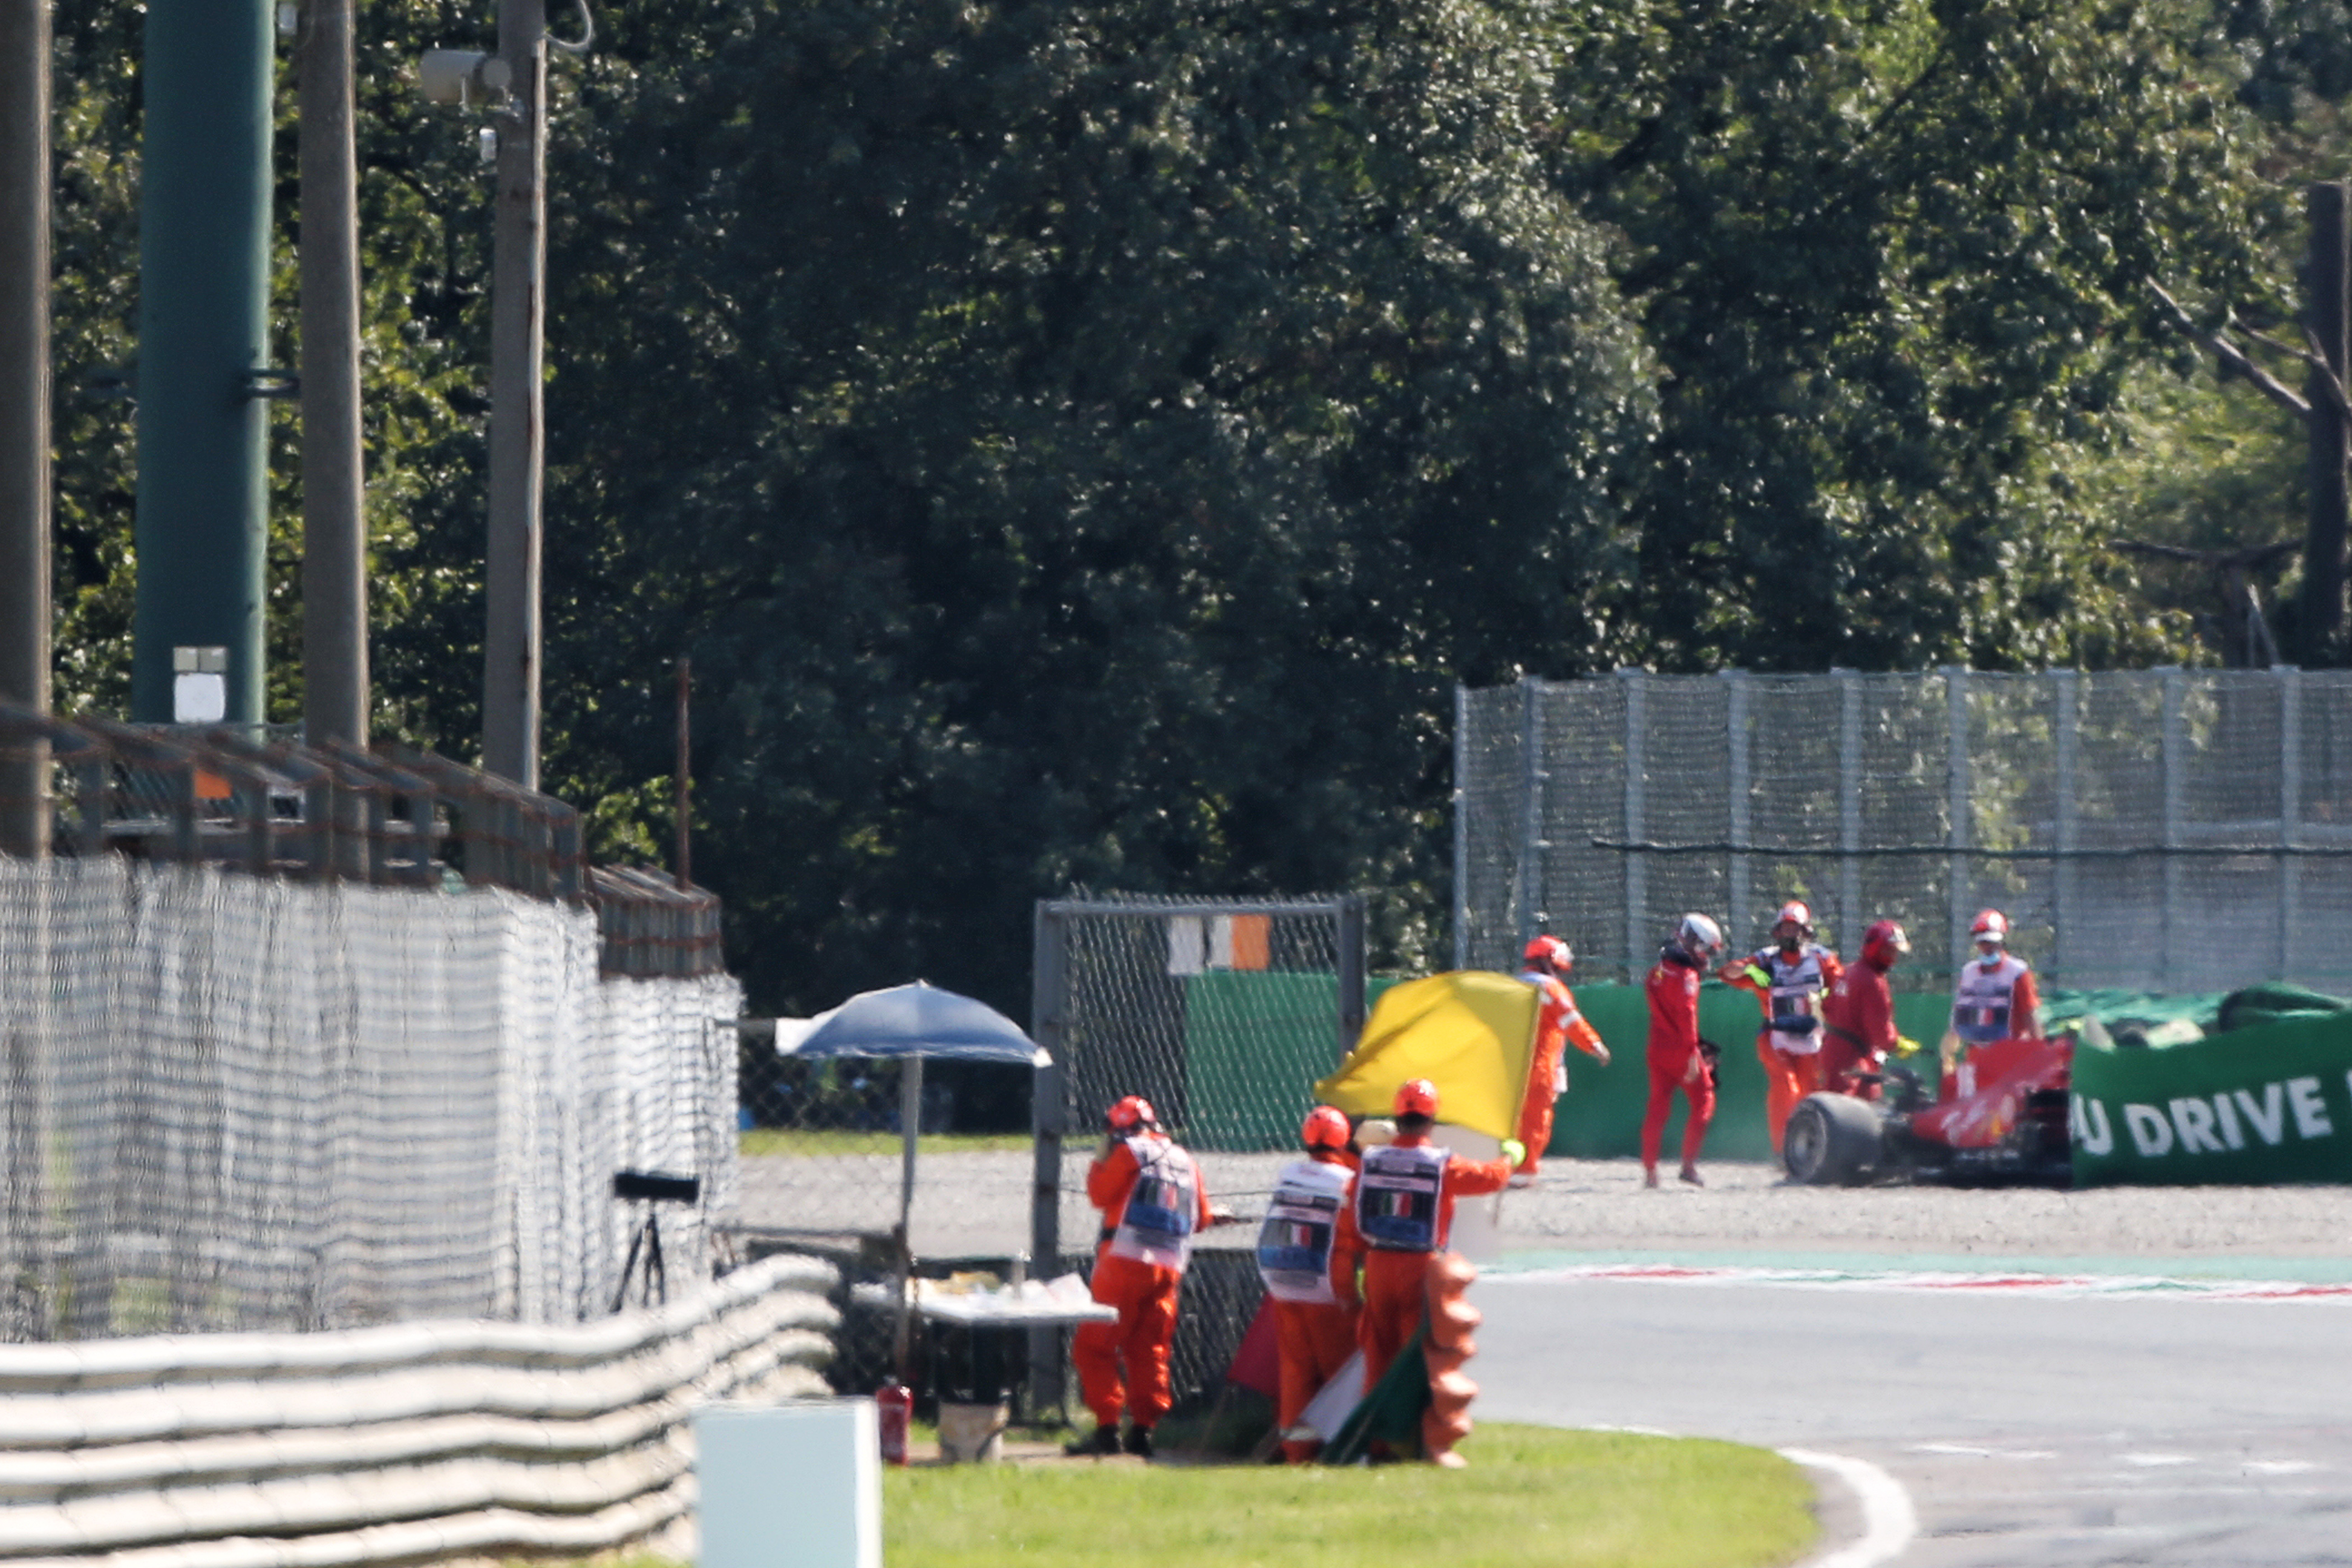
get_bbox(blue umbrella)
[788,980,1048,1067]
[779,982,1046,1371]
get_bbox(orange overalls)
[1725,943,1843,1154]
[1256,1149,1362,1463]
[1076,1133,1212,1433]
[1514,970,1609,1175]
[1353,1137,1511,1387]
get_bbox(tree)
[533,0,1656,1015]
[1548,0,2275,672]
[39,0,2323,1036]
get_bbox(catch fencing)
[1024,895,1367,1410]
[0,707,740,1341]
[0,856,740,1340]
[1455,668,2352,991]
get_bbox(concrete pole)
[298,0,368,748]
[0,0,53,857]
[131,0,276,725]
[673,656,691,889]
[481,0,547,788]
[2302,181,2348,659]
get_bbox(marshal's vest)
[1951,952,2030,1045]
[1256,1157,1353,1304]
[1751,944,1831,1056]
[1108,1134,1200,1270]
[1354,1142,1449,1253]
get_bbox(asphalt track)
[1475,1266,2352,1566]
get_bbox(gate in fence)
[1455,668,2352,993]
[1027,894,1367,1407]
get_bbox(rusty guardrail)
[0,705,717,976]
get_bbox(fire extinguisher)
[876,1383,912,1466]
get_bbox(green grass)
[737,1129,1036,1157]
[884,1423,1816,1568]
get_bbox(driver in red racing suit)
[1641,913,1724,1188]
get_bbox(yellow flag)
[1315,972,1541,1141]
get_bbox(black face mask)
[1778,936,1802,955]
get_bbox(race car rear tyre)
[1783,1093,1883,1186]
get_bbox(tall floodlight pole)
[131,0,276,727]
[299,0,368,748]
[1,0,53,854]
[481,0,547,788]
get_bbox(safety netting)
[0,855,739,1341]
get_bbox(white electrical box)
[694,1400,880,1568]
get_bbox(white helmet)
[1676,912,1724,959]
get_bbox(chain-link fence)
[1034,895,1368,1152]
[1457,668,2352,991]
[1014,895,1365,1414]
[733,1038,1037,1260]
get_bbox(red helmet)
[1523,935,1573,972]
[1106,1095,1156,1134]
[1301,1105,1351,1151]
[1970,909,2009,943]
[1861,919,1910,968]
[1773,900,1814,938]
[1393,1079,1440,1119]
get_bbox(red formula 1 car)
[1782,1035,2074,1186]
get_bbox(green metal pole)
[132,0,276,725]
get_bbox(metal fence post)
[1725,670,1750,950]
[1028,901,1069,1411]
[1336,894,1366,1057]
[2279,665,2302,981]
[2160,667,2185,989]
[1943,666,1970,977]
[1621,668,1647,981]
[1516,677,1546,952]
[2053,668,2079,987]
[1452,684,1470,970]
[1836,670,1861,948]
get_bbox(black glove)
[1696,1039,1722,1090]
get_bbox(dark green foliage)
[35,0,2327,1027]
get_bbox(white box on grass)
[695,1399,880,1568]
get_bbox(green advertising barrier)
[2069,1011,2352,1186]
[1543,983,1954,1163]
[1184,972,1956,1162]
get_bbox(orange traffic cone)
[1422,1250,1481,1466]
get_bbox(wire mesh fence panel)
[1454,685,1529,969]
[1459,668,2352,993]
[0,857,737,1341]
[733,1053,1042,1256]
[1037,896,1365,1155]
[1014,897,1363,1413]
